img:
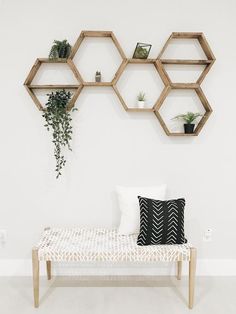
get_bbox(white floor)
[0,276,235,314]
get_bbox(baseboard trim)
[0,259,236,276]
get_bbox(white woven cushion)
[116,185,167,235]
[37,228,191,262]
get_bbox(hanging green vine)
[42,90,77,178]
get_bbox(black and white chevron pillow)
[137,197,187,246]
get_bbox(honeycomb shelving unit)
[24,31,215,136]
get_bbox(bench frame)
[32,233,196,309]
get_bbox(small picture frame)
[132,42,152,59]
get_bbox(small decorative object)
[42,90,77,178]
[172,112,203,134]
[95,71,101,82]
[49,40,71,59]
[137,92,146,108]
[133,42,152,59]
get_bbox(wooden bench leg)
[46,261,52,280]
[176,261,182,280]
[189,247,197,309]
[32,248,39,308]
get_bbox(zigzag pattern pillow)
[137,197,187,246]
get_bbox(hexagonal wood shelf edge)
[154,86,213,136]
[69,30,126,86]
[157,32,216,86]
[24,58,83,111]
[112,58,170,112]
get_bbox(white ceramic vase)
[137,100,145,108]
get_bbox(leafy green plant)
[134,46,149,59]
[172,112,203,124]
[137,92,146,101]
[96,71,101,75]
[42,90,77,178]
[49,40,71,59]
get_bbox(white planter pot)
[137,100,145,108]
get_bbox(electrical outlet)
[203,228,213,242]
[0,229,7,244]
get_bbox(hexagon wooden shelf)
[24,58,83,111]
[154,86,213,136]
[24,30,215,136]
[69,30,127,86]
[157,32,216,86]
[112,59,169,112]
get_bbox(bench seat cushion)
[36,228,191,262]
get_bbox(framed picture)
[132,43,152,59]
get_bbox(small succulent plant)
[133,45,150,59]
[172,112,203,124]
[137,92,146,101]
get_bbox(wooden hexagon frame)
[24,58,83,111]
[157,32,216,86]
[24,31,215,136]
[154,86,213,136]
[112,58,170,112]
[69,30,127,86]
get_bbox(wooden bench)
[32,227,196,308]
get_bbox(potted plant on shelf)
[49,40,71,59]
[172,112,203,134]
[133,43,152,59]
[42,90,77,178]
[137,92,146,108]
[95,71,101,82]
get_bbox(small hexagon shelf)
[154,86,212,136]
[157,32,215,86]
[69,31,126,86]
[24,58,83,111]
[113,59,169,112]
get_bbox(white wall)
[0,0,236,275]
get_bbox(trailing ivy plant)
[42,90,77,178]
[49,40,71,59]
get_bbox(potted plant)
[172,112,203,134]
[133,43,152,59]
[95,71,101,82]
[49,40,71,59]
[42,90,77,178]
[137,92,146,108]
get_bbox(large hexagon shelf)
[157,32,215,86]
[24,58,83,111]
[154,86,212,136]
[113,59,169,112]
[69,31,126,86]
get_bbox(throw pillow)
[137,196,186,245]
[116,185,167,235]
